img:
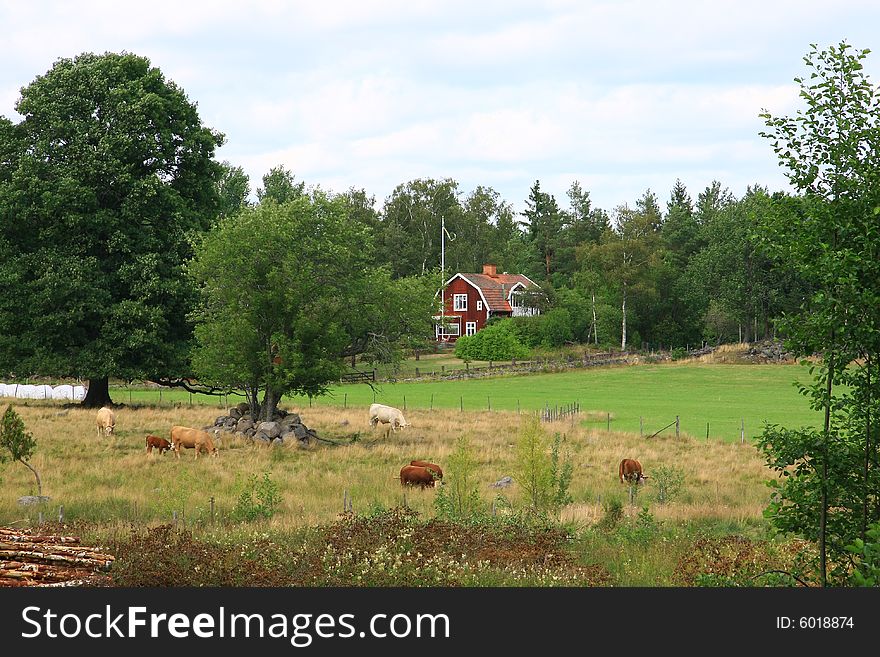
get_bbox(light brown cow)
[96,407,115,437]
[619,458,647,484]
[410,460,443,482]
[170,425,219,459]
[400,465,438,489]
[145,434,172,455]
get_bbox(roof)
[448,272,539,313]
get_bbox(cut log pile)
[0,526,114,587]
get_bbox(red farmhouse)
[435,264,540,342]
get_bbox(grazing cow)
[399,465,437,489]
[369,403,409,434]
[619,458,647,484]
[145,434,172,455]
[410,460,443,481]
[96,407,115,437]
[170,425,219,459]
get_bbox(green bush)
[454,320,530,361]
[513,417,573,519]
[434,436,483,520]
[846,522,880,586]
[232,472,282,522]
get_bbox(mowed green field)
[116,362,820,443]
[293,362,820,443]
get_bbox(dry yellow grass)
[0,400,775,530]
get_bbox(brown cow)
[170,425,219,459]
[410,460,443,481]
[400,465,437,489]
[145,434,172,455]
[619,458,647,484]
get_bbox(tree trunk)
[862,354,872,542]
[820,352,833,588]
[260,387,281,422]
[591,292,599,345]
[620,281,627,351]
[81,377,112,408]
[20,459,42,497]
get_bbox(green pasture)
[110,362,821,443]
[297,362,820,442]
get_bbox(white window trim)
[465,321,477,336]
[476,300,483,311]
[453,294,468,311]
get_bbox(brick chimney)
[482,263,498,277]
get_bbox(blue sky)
[2,1,879,215]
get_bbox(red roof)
[450,272,538,313]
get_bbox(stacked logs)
[0,527,114,587]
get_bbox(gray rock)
[280,413,301,428]
[228,407,242,420]
[272,437,284,446]
[236,418,254,432]
[292,424,308,440]
[18,495,50,506]
[490,476,513,488]
[257,421,281,438]
[254,432,271,444]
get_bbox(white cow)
[369,403,409,434]
[96,406,116,437]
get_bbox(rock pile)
[211,403,317,447]
[744,340,794,363]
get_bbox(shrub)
[232,472,282,522]
[846,522,880,587]
[434,436,483,520]
[652,464,685,504]
[513,417,573,519]
[454,320,530,361]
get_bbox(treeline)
[221,165,810,351]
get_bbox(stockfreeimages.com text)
[21,605,450,647]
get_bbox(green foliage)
[670,347,688,361]
[453,319,530,361]
[232,472,282,522]
[190,191,435,419]
[596,495,624,532]
[757,41,880,586]
[846,522,880,587]
[513,417,573,518]
[616,505,660,546]
[652,464,685,504]
[434,436,483,520]
[0,52,223,389]
[0,405,41,495]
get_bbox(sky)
[2,0,879,216]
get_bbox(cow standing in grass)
[170,425,218,459]
[96,407,115,437]
[369,403,409,437]
[619,458,647,484]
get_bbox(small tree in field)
[513,416,573,518]
[434,436,482,520]
[0,405,41,496]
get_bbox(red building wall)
[440,277,486,341]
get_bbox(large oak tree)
[0,52,224,406]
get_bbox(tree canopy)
[0,51,224,406]
[189,191,436,420]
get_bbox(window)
[477,300,483,311]
[466,321,477,336]
[453,294,468,311]
[510,292,521,307]
[435,321,460,337]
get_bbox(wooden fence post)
[210,497,215,525]
[640,416,643,437]
[676,415,680,438]
[741,418,745,444]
